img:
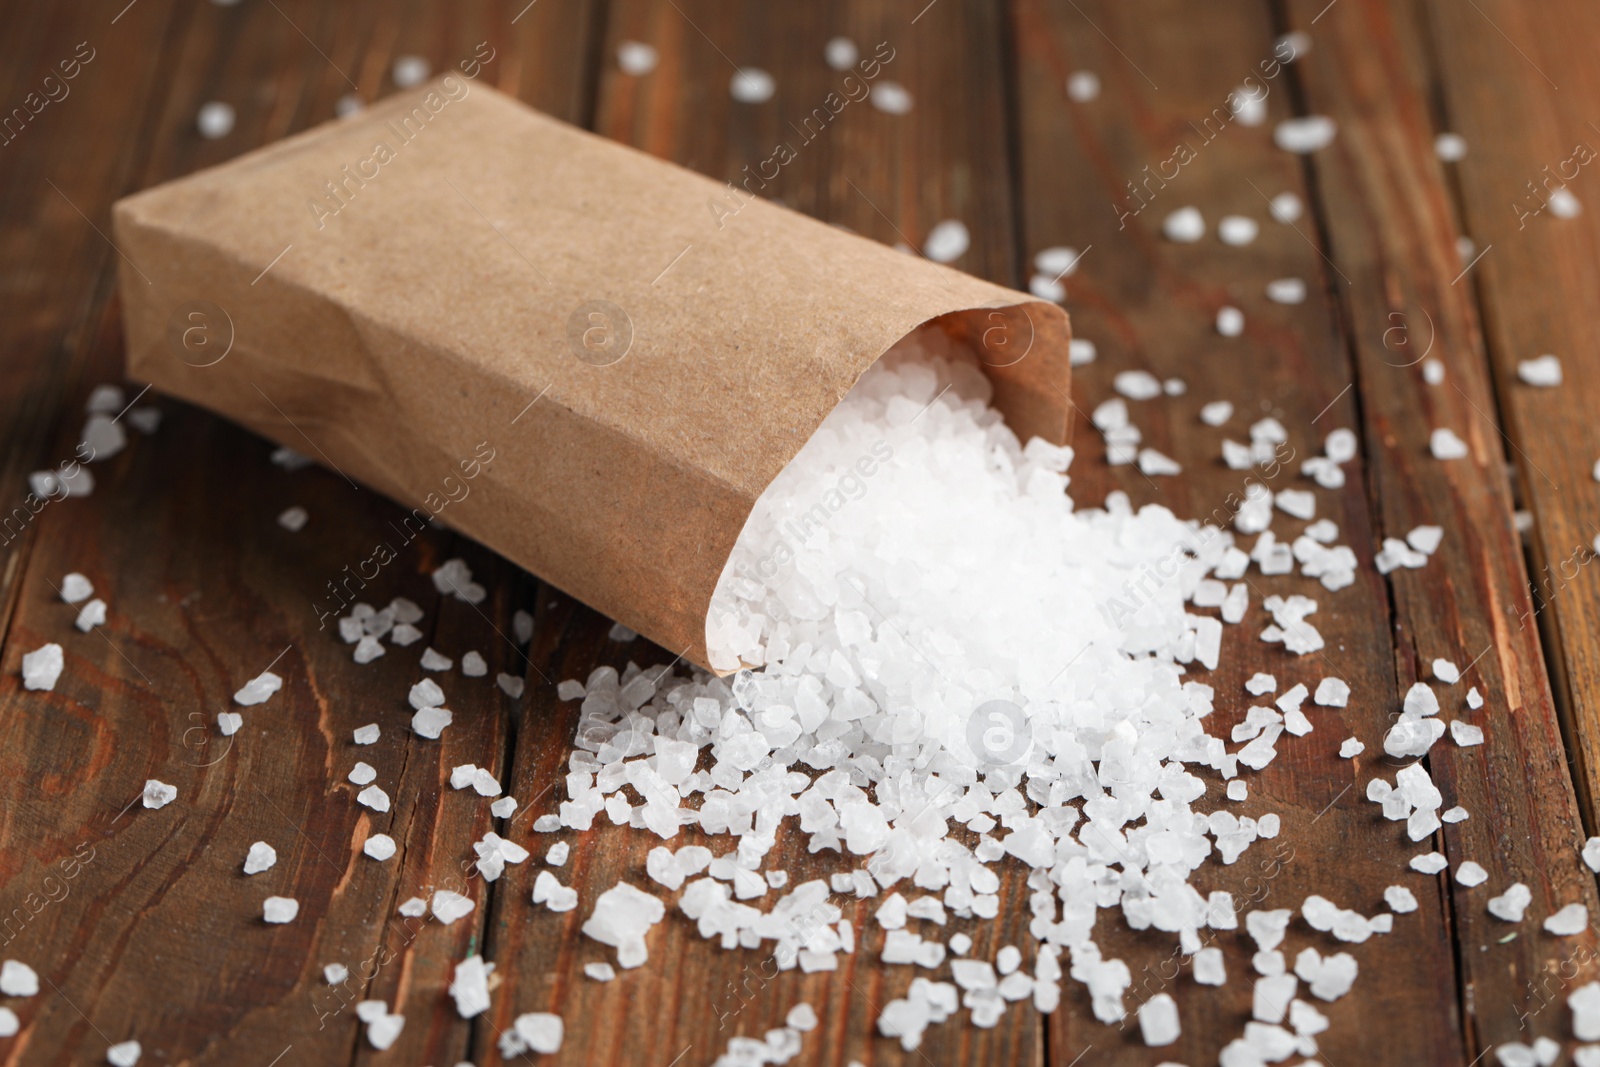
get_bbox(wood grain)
[1283,2,1600,1058]
[1010,0,1464,1062]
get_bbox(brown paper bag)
[114,77,1071,670]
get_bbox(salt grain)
[1217,306,1245,337]
[1435,133,1467,162]
[432,890,476,925]
[1200,400,1234,426]
[0,961,38,997]
[142,780,176,809]
[1488,882,1532,922]
[196,101,235,139]
[61,573,93,603]
[871,81,914,115]
[277,506,308,532]
[1384,885,1418,913]
[1546,903,1589,935]
[357,785,390,811]
[353,723,380,745]
[823,37,858,70]
[1455,861,1488,887]
[392,55,430,88]
[1274,115,1337,153]
[421,647,453,671]
[21,643,64,691]
[1162,206,1205,243]
[263,896,299,923]
[234,670,283,706]
[1066,71,1100,102]
[1430,428,1469,460]
[1550,187,1582,218]
[1411,852,1448,874]
[75,598,107,632]
[923,220,971,263]
[617,41,659,76]
[730,68,775,104]
[1265,278,1307,304]
[244,841,277,874]
[106,1041,141,1067]
[1270,192,1303,223]
[1218,215,1259,246]
[217,711,242,735]
[364,833,396,861]
[1517,354,1563,386]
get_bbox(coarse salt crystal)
[1435,132,1467,161]
[263,896,299,923]
[1546,903,1589,935]
[421,647,453,672]
[1218,216,1258,246]
[1517,354,1563,386]
[617,41,659,76]
[244,841,277,874]
[1066,71,1100,102]
[277,506,308,532]
[1488,882,1532,922]
[1430,428,1469,460]
[1163,207,1205,243]
[217,711,242,735]
[61,573,93,603]
[392,55,430,87]
[357,785,390,811]
[364,833,396,861]
[353,723,380,745]
[1217,306,1244,337]
[106,1041,141,1067]
[234,670,283,706]
[923,220,970,263]
[1454,861,1488,887]
[412,706,453,739]
[142,780,176,809]
[21,644,64,691]
[1274,115,1337,153]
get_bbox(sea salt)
[0,961,38,997]
[1066,71,1100,102]
[1488,883,1532,922]
[21,644,64,691]
[412,706,453,738]
[421,648,453,672]
[364,834,396,861]
[1217,306,1244,337]
[582,882,665,968]
[142,780,176,809]
[263,896,299,924]
[1411,852,1448,874]
[1218,216,1258,246]
[432,890,476,925]
[244,841,276,874]
[871,81,914,115]
[234,670,282,706]
[106,1041,141,1067]
[449,955,493,1018]
[1274,115,1337,153]
[1163,207,1205,243]
[506,1013,564,1055]
[1455,861,1488,887]
[357,785,390,812]
[923,220,970,263]
[277,505,308,532]
[1139,993,1180,1045]
[617,41,659,76]
[1435,133,1467,161]
[1265,278,1307,304]
[74,598,107,632]
[353,724,380,745]
[61,573,93,603]
[1546,904,1589,936]
[217,711,242,735]
[1517,354,1563,386]
[1430,428,1469,460]
[730,68,775,104]
[1271,191,1303,223]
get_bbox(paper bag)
[114,77,1072,670]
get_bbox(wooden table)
[4,1,1600,1064]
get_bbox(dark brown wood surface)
[2,1,1599,1065]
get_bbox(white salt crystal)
[1115,370,1163,400]
[432,890,476,925]
[1455,861,1488,887]
[923,220,970,263]
[364,833,396,861]
[1069,338,1097,365]
[1201,400,1234,425]
[1163,207,1205,243]
[1517,354,1563,386]
[510,1013,564,1054]
[1246,672,1276,695]
[263,896,299,923]
[1573,982,1600,1041]
[1584,838,1600,873]
[1217,306,1244,337]
[871,81,914,115]
[217,712,242,735]
[497,673,525,698]
[334,93,362,118]
[142,780,176,809]
[1271,191,1303,223]
[106,1041,141,1067]
[1450,720,1484,747]
[234,670,282,706]
[1138,449,1181,476]
[74,598,107,632]
[392,54,430,87]
[512,608,534,644]
[1139,993,1180,1046]
[1411,852,1448,874]
[397,897,426,917]
[366,1012,405,1050]
[277,506,308,532]
[730,67,775,104]
[547,842,570,866]
[1339,737,1364,758]
[1274,115,1337,153]
[1431,658,1460,683]
[1034,246,1080,276]
[412,706,452,738]
[390,623,422,646]
[449,955,493,1018]
[1385,885,1418,913]
[61,573,94,603]
[1218,216,1258,246]
[324,963,348,984]
[1550,187,1582,218]
[21,644,64,691]
[1315,677,1350,706]
[1546,904,1589,935]
[0,961,38,997]
[1488,882,1532,922]
[1430,428,1469,460]
[1442,806,1468,823]
[582,882,665,967]
[823,37,858,70]
[1227,780,1248,802]
[491,797,516,818]
[608,622,637,642]
[357,785,390,811]
[1407,525,1444,554]
[1435,132,1467,161]
[617,41,659,75]
[1424,358,1445,384]
[585,961,615,982]
[1066,71,1100,102]
[421,648,453,672]
[461,651,488,677]
[1194,946,1225,985]
[1265,278,1307,304]
[353,724,380,745]
[244,841,276,874]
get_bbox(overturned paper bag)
[114,77,1072,670]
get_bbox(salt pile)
[554,349,1333,1047]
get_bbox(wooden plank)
[1420,0,1600,847]
[1282,2,1600,1058]
[0,0,186,621]
[478,3,1043,1065]
[1010,0,1465,1061]
[0,2,596,1064]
